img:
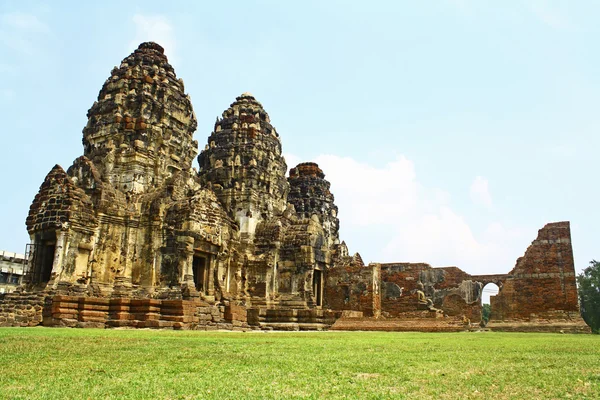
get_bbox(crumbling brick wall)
[380,263,431,315]
[379,263,481,318]
[0,292,45,327]
[325,263,376,316]
[491,222,580,321]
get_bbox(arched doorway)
[481,283,499,323]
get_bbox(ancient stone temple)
[0,42,589,333]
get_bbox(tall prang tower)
[82,42,198,193]
[25,42,240,300]
[197,93,288,239]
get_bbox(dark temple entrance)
[193,254,208,294]
[31,232,57,284]
[313,269,323,307]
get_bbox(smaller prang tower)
[198,93,288,240]
[198,94,341,308]
[288,162,340,248]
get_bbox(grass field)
[0,328,598,399]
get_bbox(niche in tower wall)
[313,268,323,307]
[193,253,209,294]
[31,231,57,284]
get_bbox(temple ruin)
[0,42,589,333]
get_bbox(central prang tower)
[82,42,198,194]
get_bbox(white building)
[0,251,26,294]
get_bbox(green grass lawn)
[0,328,598,399]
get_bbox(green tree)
[482,303,491,323]
[577,260,600,334]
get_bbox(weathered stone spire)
[82,42,198,194]
[26,165,96,235]
[288,162,340,246]
[198,93,288,238]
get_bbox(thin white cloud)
[315,154,419,226]
[130,14,177,65]
[382,214,528,275]
[470,176,493,209]
[287,153,528,275]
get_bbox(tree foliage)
[482,303,491,323]
[577,260,600,334]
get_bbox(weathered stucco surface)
[0,42,588,333]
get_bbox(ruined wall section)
[0,292,45,327]
[379,263,431,316]
[82,42,198,194]
[197,93,288,239]
[279,218,327,274]
[431,266,483,320]
[324,254,378,315]
[492,221,580,321]
[379,264,481,319]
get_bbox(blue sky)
[0,1,598,296]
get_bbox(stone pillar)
[372,263,381,318]
[225,258,231,293]
[207,255,216,296]
[180,237,198,300]
[181,237,195,283]
[272,254,279,297]
[49,230,67,288]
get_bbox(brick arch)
[470,274,509,289]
